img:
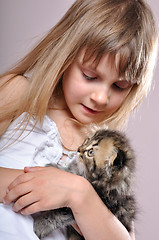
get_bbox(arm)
[70,178,135,240]
[0,74,29,135]
[3,167,134,240]
[0,75,30,200]
[0,167,24,202]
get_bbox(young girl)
[0,0,158,240]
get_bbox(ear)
[109,149,118,165]
[113,149,126,169]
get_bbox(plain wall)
[0,1,159,240]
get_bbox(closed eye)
[113,81,132,91]
[83,73,97,81]
[113,83,125,91]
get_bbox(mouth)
[81,104,100,114]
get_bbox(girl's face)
[62,50,133,125]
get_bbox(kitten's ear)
[109,149,118,165]
[113,149,125,169]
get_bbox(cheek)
[117,94,127,106]
[65,82,85,101]
[63,72,87,100]
[118,90,131,107]
[110,93,127,110]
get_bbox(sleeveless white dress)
[0,113,76,240]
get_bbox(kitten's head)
[77,129,135,182]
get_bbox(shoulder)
[0,74,29,100]
[0,74,29,91]
[0,74,30,104]
[0,74,30,136]
[0,74,30,111]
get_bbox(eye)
[86,148,94,157]
[83,72,97,81]
[83,73,97,80]
[113,81,132,91]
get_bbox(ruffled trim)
[32,115,77,168]
[58,150,77,168]
[32,116,63,166]
[2,112,77,168]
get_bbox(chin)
[76,117,103,125]
[71,110,105,125]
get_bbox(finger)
[21,201,42,215]
[24,166,44,173]
[3,182,32,205]
[12,192,39,213]
[8,173,33,191]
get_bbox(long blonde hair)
[0,0,158,130]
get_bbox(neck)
[47,95,88,150]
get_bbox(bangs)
[117,45,143,85]
[80,43,143,85]
[70,0,156,86]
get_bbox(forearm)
[69,177,133,240]
[0,167,23,202]
[1,167,135,239]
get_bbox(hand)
[71,223,83,236]
[3,166,80,215]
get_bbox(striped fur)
[33,129,136,239]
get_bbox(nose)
[90,86,110,107]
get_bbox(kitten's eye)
[87,148,94,157]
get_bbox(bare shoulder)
[0,74,29,89]
[0,74,29,100]
[0,74,30,135]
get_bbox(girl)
[0,0,158,240]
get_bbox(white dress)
[0,113,76,240]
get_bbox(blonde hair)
[0,0,158,130]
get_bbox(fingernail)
[6,188,9,193]
[24,166,31,172]
[21,210,24,215]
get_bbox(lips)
[81,104,99,114]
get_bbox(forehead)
[77,48,121,79]
[76,47,139,84]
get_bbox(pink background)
[0,1,158,239]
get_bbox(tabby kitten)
[33,129,136,239]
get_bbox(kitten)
[33,129,136,239]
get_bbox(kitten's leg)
[33,208,75,239]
